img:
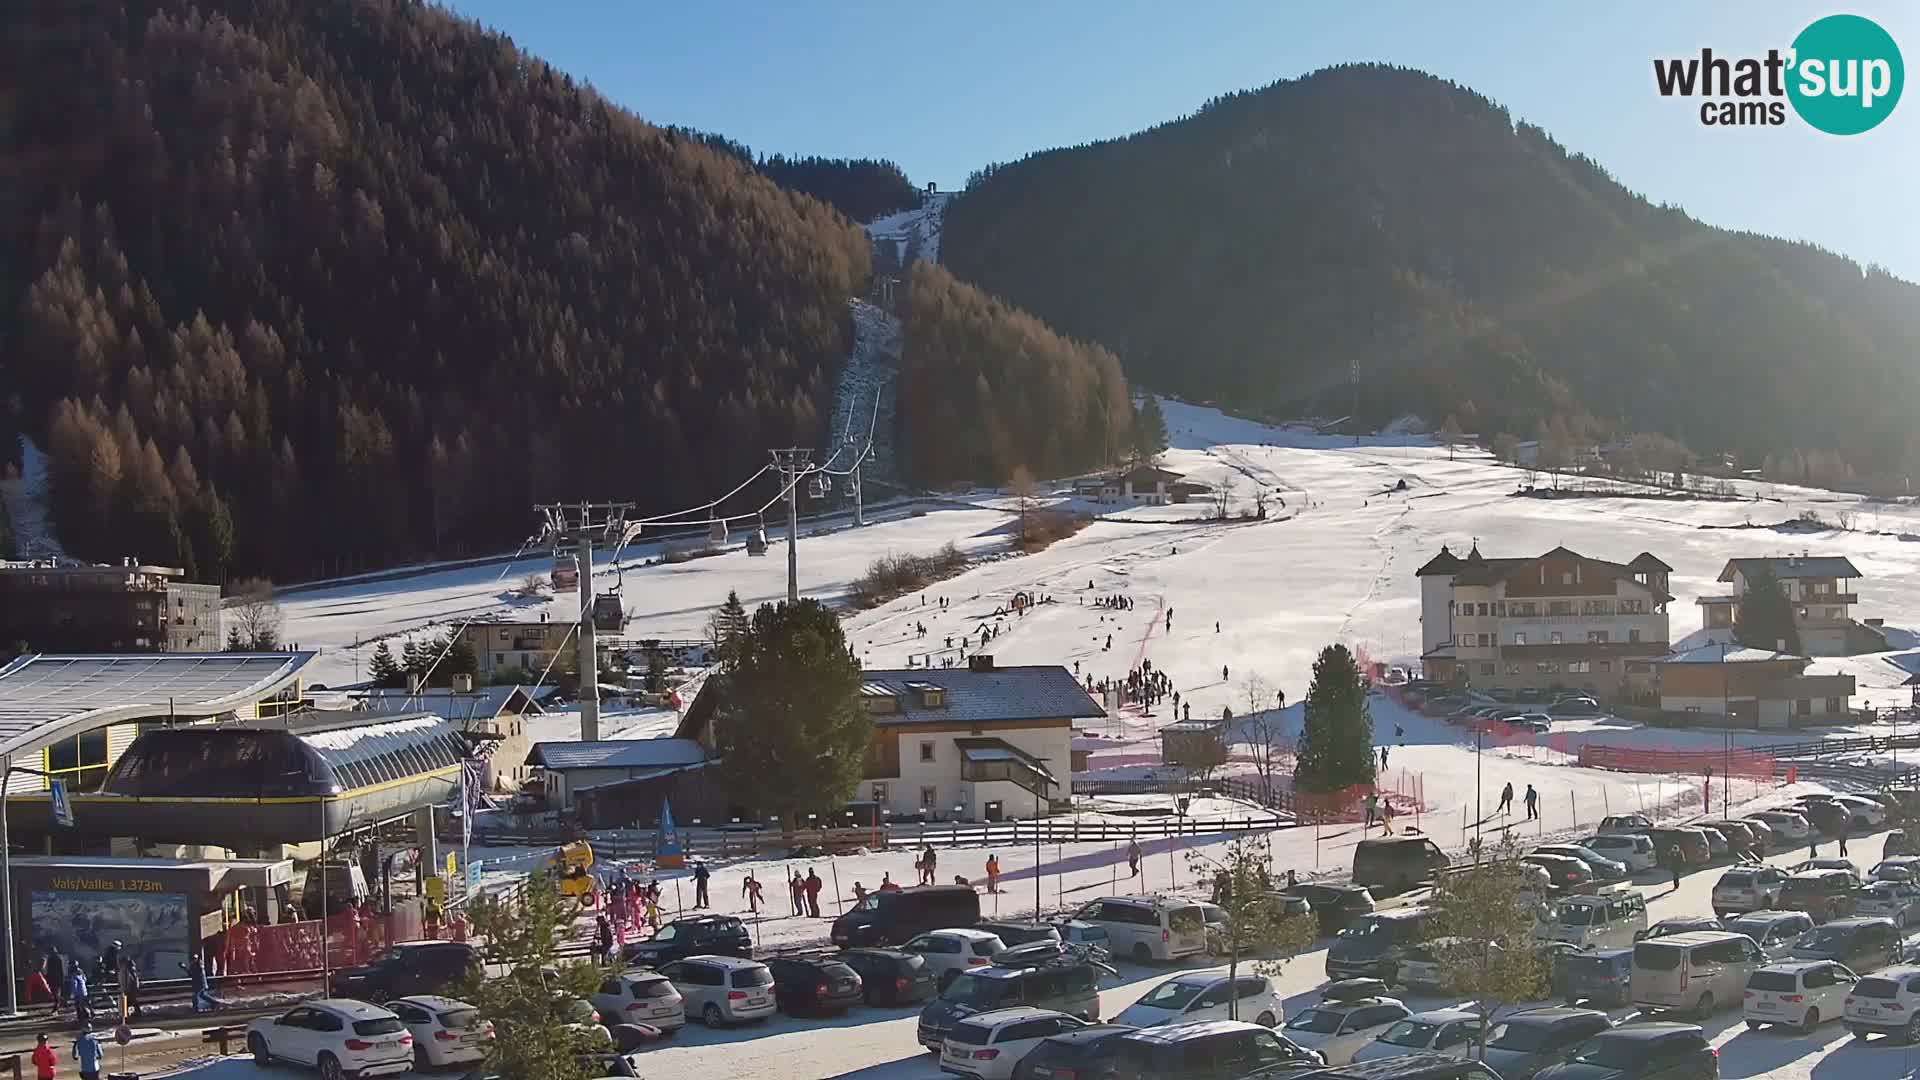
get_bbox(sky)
[443,1,1919,281]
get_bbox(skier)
[1183,702,1191,721]
[1215,621,1220,633]
[1105,634,1112,651]
[1165,609,1173,632]
[1222,664,1229,682]
[1498,782,1514,815]
[1524,784,1540,820]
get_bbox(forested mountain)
[676,129,921,224]
[899,263,1132,487]
[943,64,1920,474]
[2,0,872,580]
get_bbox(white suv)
[1713,866,1788,917]
[1845,964,1920,1043]
[1281,983,1411,1065]
[1070,896,1208,962]
[1744,960,1857,1033]
[902,929,1007,990]
[1111,973,1285,1029]
[591,970,687,1031]
[246,1000,414,1080]
[940,1007,1086,1080]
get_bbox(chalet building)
[1073,466,1196,506]
[458,619,571,678]
[1653,644,1855,729]
[1417,544,1673,702]
[1697,556,1884,656]
[0,559,220,653]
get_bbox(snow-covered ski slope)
[865,189,950,266]
[283,398,1920,713]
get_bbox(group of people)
[1114,660,1175,710]
[1362,792,1400,833]
[1092,588,1135,612]
[31,1030,103,1080]
[789,868,826,917]
[1495,782,1543,820]
[23,942,163,1027]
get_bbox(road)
[627,829,1920,1080]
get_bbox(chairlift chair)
[746,512,769,556]
[807,474,828,499]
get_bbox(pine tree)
[225,625,243,651]
[442,632,479,686]
[708,589,750,663]
[1734,562,1802,655]
[1133,395,1169,462]
[1294,643,1376,793]
[644,646,670,692]
[368,641,403,689]
[716,599,871,828]
[401,638,425,681]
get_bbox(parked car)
[1743,960,1858,1033]
[1598,815,1655,835]
[1010,1024,1132,1080]
[1872,856,1920,882]
[1580,834,1656,873]
[1854,881,1920,928]
[1885,829,1913,857]
[1477,1007,1614,1080]
[1710,866,1787,917]
[1779,869,1861,923]
[1533,1022,1718,1080]
[1113,973,1283,1029]
[1348,1008,1480,1064]
[1842,963,1920,1042]
[1505,713,1553,734]
[1549,698,1605,718]
[1553,948,1635,1008]
[1283,883,1376,936]
[1833,795,1887,830]
[1537,892,1647,950]
[941,1007,1087,1080]
[1702,819,1765,855]
[1745,810,1811,843]
[327,941,481,1003]
[980,921,1065,948]
[656,956,776,1026]
[387,996,491,1070]
[918,957,1103,1050]
[1790,916,1902,972]
[1730,816,1776,850]
[1113,1020,1323,1080]
[1632,931,1764,1017]
[1688,825,1731,861]
[1523,853,1596,895]
[1068,897,1207,964]
[621,915,752,967]
[832,884,982,948]
[766,954,864,1016]
[904,929,1010,990]
[1636,917,1724,943]
[1788,800,1849,836]
[1534,844,1630,883]
[1352,837,1450,895]
[246,999,414,1080]
[1395,937,1487,995]
[1789,857,1862,877]
[1643,828,1709,868]
[590,970,686,1032]
[1325,909,1429,984]
[840,947,939,1007]
[1721,910,1815,961]
[1053,919,1115,955]
[1282,980,1411,1065]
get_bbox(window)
[920,786,937,808]
[1477,603,1489,616]
[1477,634,1490,648]
[1598,660,1612,673]
[1567,661,1591,674]
[1583,600,1612,615]
[1619,599,1646,614]
[1561,572,1573,585]
[1587,630,1609,643]
[871,782,888,803]
[919,741,935,762]
[1550,631,1563,644]
[498,629,509,642]
[1628,629,1641,643]
[1513,632,1527,646]
[1797,699,1812,716]
[1536,661,1560,674]
[1627,661,1651,673]
[1826,697,1845,714]
[1511,602,1538,617]
[1506,663,1521,675]
[1459,634,1471,648]
[1480,663,1495,676]
[46,728,111,792]
[1493,602,1505,617]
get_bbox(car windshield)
[1378,1020,1440,1047]
[1569,1036,1647,1067]
[940,974,1012,1009]
[1486,1022,1556,1052]
[1795,926,1849,949]
[1782,879,1826,900]
[1721,872,1755,885]
[1138,981,1207,1010]
[353,1017,406,1037]
[1635,943,1682,971]
[1559,955,1617,975]
[1558,906,1596,927]
[1285,1008,1346,1034]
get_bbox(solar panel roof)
[0,652,316,759]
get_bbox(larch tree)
[1423,834,1553,1054]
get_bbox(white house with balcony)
[1417,544,1672,702]
[1697,555,1884,656]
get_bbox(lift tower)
[535,502,633,741]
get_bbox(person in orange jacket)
[984,854,1001,894]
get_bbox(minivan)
[1537,891,1647,950]
[1113,1020,1322,1080]
[1789,916,1901,973]
[1631,930,1764,1017]
[916,961,1102,1050]
[1352,837,1451,895]
[831,885,981,947]
[1326,908,1430,984]
[1070,897,1208,963]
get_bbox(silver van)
[1071,897,1208,963]
[1631,930,1765,1018]
[1537,891,1647,950]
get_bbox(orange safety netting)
[1574,743,1777,780]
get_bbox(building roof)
[1693,595,1739,605]
[1122,465,1184,484]
[1628,552,1674,573]
[857,665,1105,726]
[1656,644,1808,665]
[1414,545,1462,577]
[1445,545,1673,599]
[1719,556,1862,582]
[0,652,315,760]
[353,685,556,721]
[1449,558,1531,586]
[527,737,708,772]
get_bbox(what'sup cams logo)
[1654,13,1903,134]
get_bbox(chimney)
[452,673,474,693]
[969,654,995,672]
[407,672,425,694]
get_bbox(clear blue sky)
[445,1,1918,280]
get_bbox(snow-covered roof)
[353,684,556,721]
[528,737,708,772]
[1719,556,1862,582]
[1656,645,1808,665]
[858,665,1104,727]
[0,652,315,760]
[1693,595,1739,605]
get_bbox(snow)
[825,300,903,487]
[1,435,64,559]
[865,189,951,267]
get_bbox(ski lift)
[746,512,769,556]
[807,474,830,499]
[551,541,579,592]
[590,593,624,632]
[708,513,729,546]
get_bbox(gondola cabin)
[590,593,624,632]
[551,554,579,592]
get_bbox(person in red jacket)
[32,1033,56,1080]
